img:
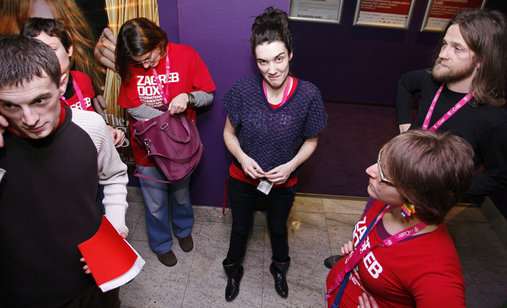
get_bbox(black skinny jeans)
[225,177,296,265]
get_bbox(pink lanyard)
[422,83,473,131]
[326,204,427,299]
[151,52,170,105]
[263,76,292,107]
[60,78,85,107]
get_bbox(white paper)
[257,179,273,195]
[98,242,145,292]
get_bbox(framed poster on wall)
[353,0,415,29]
[421,0,486,32]
[289,0,344,24]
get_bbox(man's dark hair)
[0,35,61,88]
[22,17,73,52]
[442,9,506,106]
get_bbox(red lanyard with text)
[151,52,170,105]
[60,78,85,107]
[263,76,292,106]
[422,83,473,131]
[326,204,427,301]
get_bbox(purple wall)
[158,0,180,43]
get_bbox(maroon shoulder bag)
[132,112,204,183]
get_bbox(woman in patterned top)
[221,7,327,302]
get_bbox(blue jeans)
[137,165,194,254]
[225,178,296,264]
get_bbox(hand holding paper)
[78,216,145,292]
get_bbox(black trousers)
[225,178,296,264]
[59,286,120,308]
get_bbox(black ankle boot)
[270,262,289,298]
[223,261,244,302]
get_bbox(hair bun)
[252,7,289,32]
[250,7,293,55]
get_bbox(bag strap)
[133,121,158,135]
[133,114,193,144]
[331,272,351,308]
[147,145,201,163]
[161,115,192,143]
[222,176,231,216]
[133,154,172,184]
[134,170,172,184]
[329,204,389,307]
[133,163,172,184]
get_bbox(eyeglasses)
[377,149,394,186]
[130,49,158,65]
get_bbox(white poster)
[289,0,343,23]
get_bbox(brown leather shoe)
[178,234,194,252]
[157,250,177,267]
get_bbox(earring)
[401,203,415,218]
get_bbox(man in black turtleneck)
[395,9,507,198]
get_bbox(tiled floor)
[120,187,507,307]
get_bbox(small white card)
[0,168,5,183]
[257,179,273,195]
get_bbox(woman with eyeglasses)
[115,17,216,267]
[326,129,473,308]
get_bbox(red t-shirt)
[117,42,216,166]
[61,71,95,111]
[326,199,465,308]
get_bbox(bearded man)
[395,9,507,198]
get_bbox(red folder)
[78,216,145,292]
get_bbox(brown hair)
[115,17,168,80]
[22,18,73,52]
[250,7,292,57]
[443,9,506,106]
[382,130,474,224]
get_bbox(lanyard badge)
[422,83,473,131]
[151,52,171,105]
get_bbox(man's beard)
[431,58,477,84]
